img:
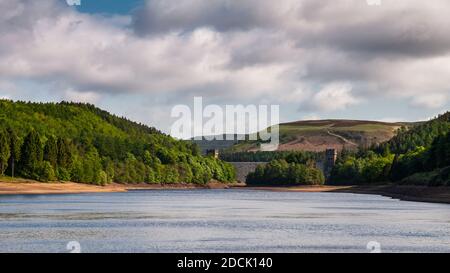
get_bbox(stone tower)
[324,149,338,177]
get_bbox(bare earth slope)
[228,119,410,152]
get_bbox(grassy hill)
[0,100,235,184]
[224,119,414,153]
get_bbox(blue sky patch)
[63,0,145,15]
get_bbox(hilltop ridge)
[221,119,415,153]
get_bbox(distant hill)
[222,119,415,153]
[0,100,235,184]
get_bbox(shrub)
[37,161,56,182]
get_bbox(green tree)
[7,128,21,178]
[44,135,58,168]
[57,138,73,169]
[0,130,11,175]
[18,130,43,179]
[37,161,56,182]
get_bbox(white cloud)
[0,0,449,128]
[302,114,321,121]
[411,93,448,109]
[308,83,361,112]
[63,89,101,104]
[0,91,10,99]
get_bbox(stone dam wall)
[229,162,267,183]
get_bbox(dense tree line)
[246,160,324,186]
[330,112,450,186]
[0,100,235,184]
[329,150,394,185]
[242,151,324,186]
[220,151,319,163]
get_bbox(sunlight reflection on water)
[0,189,449,253]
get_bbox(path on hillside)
[326,130,358,146]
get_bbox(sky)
[0,0,449,136]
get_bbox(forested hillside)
[377,112,450,154]
[330,112,450,186]
[0,100,235,184]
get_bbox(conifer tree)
[7,128,21,178]
[44,135,58,168]
[57,138,72,168]
[18,130,43,178]
[0,130,11,175]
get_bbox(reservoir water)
[0,189,449,253]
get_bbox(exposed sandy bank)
[0,179,231,195]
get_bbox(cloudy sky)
[1,0,449,136]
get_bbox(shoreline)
[236,184,450,204]
[333,185,450,205]
[0,180,232,196]
[1,180,449,205]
